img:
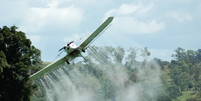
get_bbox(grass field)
[173,90,197,101]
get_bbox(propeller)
[67,41,74,46]
[58,47,64,51]
[58,41,74,51]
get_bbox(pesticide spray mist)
[36,46,164,101]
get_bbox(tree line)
[0,26,201,101]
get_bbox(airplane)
[29,16,114,80]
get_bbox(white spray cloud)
[33,46,164,101]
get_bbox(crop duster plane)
[29,16,114,80]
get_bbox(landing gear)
[82,56,87,62]
[66,60,70,64]
[82,49,85,53]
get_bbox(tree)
[125,47,138,67]
[177,72,191,92]
[0,26,42,101]
[156,94,172,101]
[154,58,170,71]
[172,47,186,61]
[140,47,151,61]
[167,84,181,99]
[185,50,196,65]
[195,49,201,63]
[112,46,125,64]
[0,51,9,76]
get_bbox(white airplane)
[30,16,114,80]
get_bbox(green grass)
[173,90,197,101]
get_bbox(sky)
[0,0,201,62]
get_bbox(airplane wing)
[29,55,70,80]
[79,16,114,49]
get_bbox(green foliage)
[156,94,172,101]
[33,46,201,101]
[167,84,181,99]
[160,47,201,100]
[185,97,198,101]
[172,47,186,61]
[0,51,9,74]
[0,26,42,101]
[140,47,151,60]
[125,47,138,66]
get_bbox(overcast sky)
[0,0,201,62]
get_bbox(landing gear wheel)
[66,60,70,64]
[82,49,85,53]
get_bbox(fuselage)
[64,43,82,58]
[64,43,77,54]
